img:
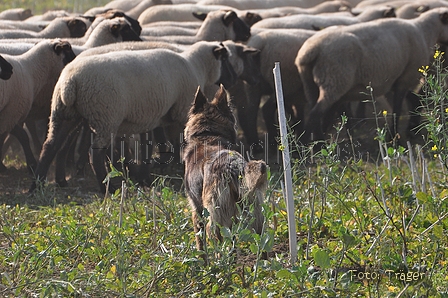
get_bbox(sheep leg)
[240,82,264,151]
[10,124,37,173]
[405,91,422,138]
[75,123,92,177]
[134,132,152,186]
[24,119,43,155]
[261,95,278,145]
[90,146,109,194]
[54,123,84,187]
[30,119,80,192]
[0,132,8,172]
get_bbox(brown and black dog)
[183,85,267,254]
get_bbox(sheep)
[196,0,329,9]
[396,0,448,19]
[70,17,142,54]
[252,5,396,30]
[0,19,47,32]
[84,9,142,37]
[234,29,315,148]
[295,7,448,142]
[126,0,174,19]
[30,41,242,193]
[0,39,76,172]
[0,17,141,55]
[0,8,33,21]
[250,1,352,19]
[24,10,70,22]
[140,10,251,44]
[0,16,88,39]
[137,4,233,24]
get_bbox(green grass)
[0,0,109,15]
[0,148,447,297]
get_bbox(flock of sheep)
[1,0,447,193]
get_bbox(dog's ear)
[192,86,207,113]
[214,84,230,111]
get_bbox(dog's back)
[183,85,267,252]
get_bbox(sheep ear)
[222,10,237,26]
[417,5,430,13]
[383,7,395,18]
[193,12,207,21]
[441,11,448,24]
[243,46,260,56]
[213,45,228,60]
[80,15,96,22]
[192,86,207,113]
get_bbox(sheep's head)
[0,55,13,80]
[213,43,238,89]
[66,17,88,37]
[53,40,76,65]
[223,10,251,42]
[102,9,142,36]
[110,18,142,41]
[19,8,32,20]
[221,41,261,86]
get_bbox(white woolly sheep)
[0,19,47,32]
[251,1,352,19]
[0,39,75,172]
[31,41,241,193]
[24,10,70,22]
[252,5,396,30]
[0,8,33,21]
[0,16,88,39]
[235,29,315,147]
[70,17,142,54]
[296,7,448,141]
[196,0,328,9]
[396,0,448,19]
[355,0,414,9]
[126,0,174,19]
[140,9,251,44]
[137,4,232,24]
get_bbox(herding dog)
[183,85,267,254]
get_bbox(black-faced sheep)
[296,7,448,141]
[0,39,76,172]
[140,9,251,44]
[0,16,88,39]
[0,8,33,21]
[31,41,242,193]
[0,17,142,56]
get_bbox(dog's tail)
[244,160,268,234]
[244,160,268,194]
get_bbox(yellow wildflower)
[419,65,429,75]
[434,50,444,59]
[382,110,388,117]
[445,107,448,113]
[432,145,438,151]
